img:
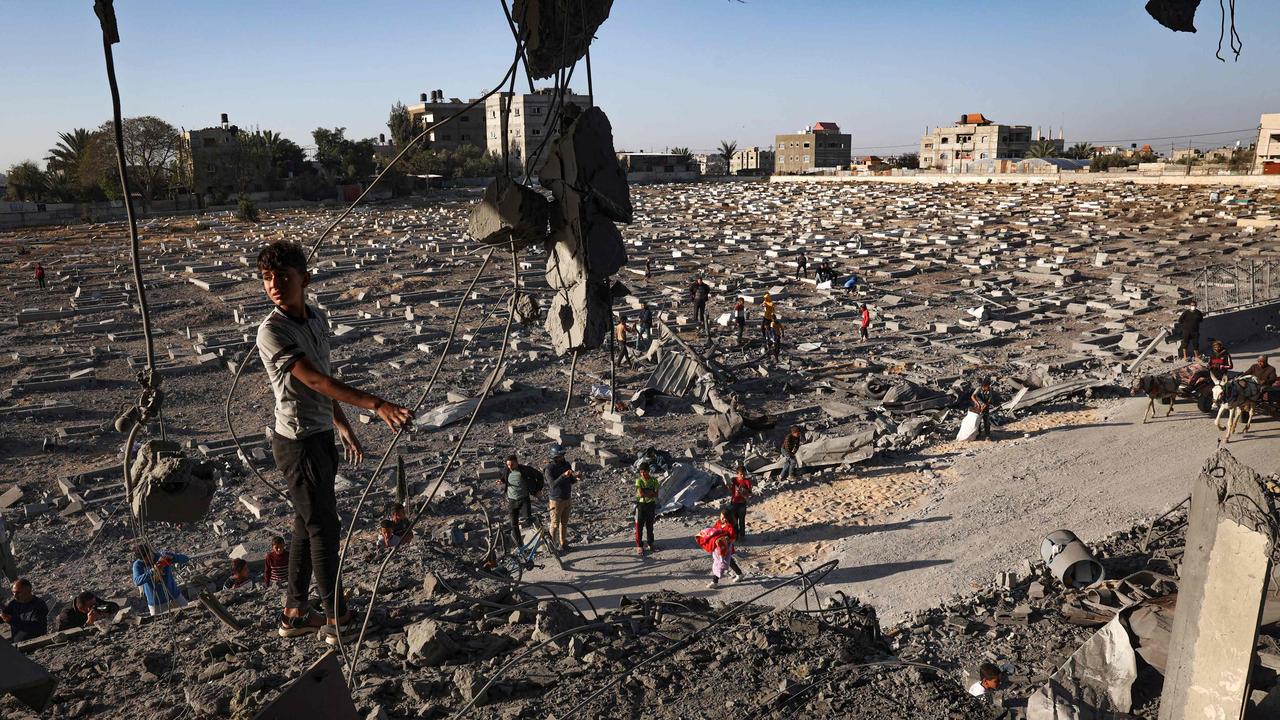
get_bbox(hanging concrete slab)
[0,636,57,712]
[253,650,358,720]
[512,0,615,79]
[1158,449,1275,720]
[129,440,217,524]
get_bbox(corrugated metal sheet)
[645,351,701,396]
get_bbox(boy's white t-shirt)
[256,305,334,439]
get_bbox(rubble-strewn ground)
[0,179,1278,718]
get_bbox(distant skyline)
[3,0,1278,171]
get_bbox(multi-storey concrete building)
[183,114,271,201]
[484,88,591,167]
[405,90,485,151]
[731,146,775,175]
[775,122,851,174]
[919,114,1058,172]
[1255,114,1280,173]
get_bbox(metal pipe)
[1040,530,1105,588]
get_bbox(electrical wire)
[338,242,522,685]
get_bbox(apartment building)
[775,122,851,174]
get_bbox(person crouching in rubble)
[2,578,49,641]
[387,503,414,546]
[779,426,805,481]
[968,662,1004,702]
[376,519,402,550]
[254,240,414,644]
[263,536,289,590]
[56,591,119,631]
[223,558,256,591]
[132,544,189,615]
[971,378,996,440]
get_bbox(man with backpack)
[499,453,544,548]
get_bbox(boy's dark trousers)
[634,502,656,547]
[977,410,991,438]
[730,501,747,538]
[272,430,346,620]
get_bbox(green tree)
[78,117,182,210]
[1175,152,1201,167]
[1229,145,1256,172]
[1025,139,1061,159]
[893,152,919,169]
[4,161,49,201]
[1089,153,1134,172]
[312,127,376,183]
[670,146,693,165]
[387,102,418,147]
[44,170,80,203]
[717,139,738,175]
[45,129,94,177]
[1065,142,1092,160]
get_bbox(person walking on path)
[499,453,544,549]
[634,463,660,554]
[859,303,871,342]
[733,297,746,344]
[614,316,635,368]
[34,263,45,290]
[254,240,413,644]
[1177,300,1204,361]
[779,426,805,481]
[761,293,776,341]
[704,508,744,588]
[726,464,752,540]
[544,446,580,550]
[796,252,808,280]
[971,378,995,440]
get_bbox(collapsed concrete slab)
[1158,449,1276,720]
[1027,614,1138,719]
[0,636,57,712]
[467,175,550,252]
[252,650,358,720]
[795,427,878,468]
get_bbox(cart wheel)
[1197,392,1214,415]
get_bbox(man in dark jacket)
[55,591,120,631]
[690,277,711,335]
[499,453,544,548]
[2,578,48,641]
[543,446,581,550]
[1177,300,1204,361]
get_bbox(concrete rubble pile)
[0,176,1277,718]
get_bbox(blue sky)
[3,0,1277,170]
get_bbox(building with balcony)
[775,122,851,174]
[919,113,1060,172]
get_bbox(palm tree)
[718,139,738,176]
[1066,142,1092,160]
[670,146,692,164]
[45,129,93,175]
[1025,139,1060,159]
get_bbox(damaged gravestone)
[1158,449,1275,720]
[537,105,632,355]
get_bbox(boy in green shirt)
[634,463,659,554]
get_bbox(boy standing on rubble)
[727,464,752,539]
[254,240,414,644]
[733,297,746,344]
[971,378,995,440]
[779,426,805,481]
[635,463,660,554]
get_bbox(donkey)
[1212,374,1259,443]
[1132,373,1179,423]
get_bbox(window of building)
[461,134,469,141]
[924,142,933,149]
[941,137,949,144]
[803,142,811,148]
[532,128,541,136]
[940,152,949,160]
[514,109,520,117]
[532,107,542,114]
[980,153,988,159]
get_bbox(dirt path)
[529,346,1280,621]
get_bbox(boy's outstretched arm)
[290,356,414,431]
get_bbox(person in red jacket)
[34,263,45,290]
[859,303,871,341]
[263,536,289,590]
[706,509,744,589]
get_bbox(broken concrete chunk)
[129,440,216,524]
[539,106,632,225]
[252,650,359,720]
[512,0,614,79]
[404,619,458,666]
[543,280,611,355]
[0,636,57,712]
[466,175,550,251]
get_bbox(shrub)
[236,196,259,222]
